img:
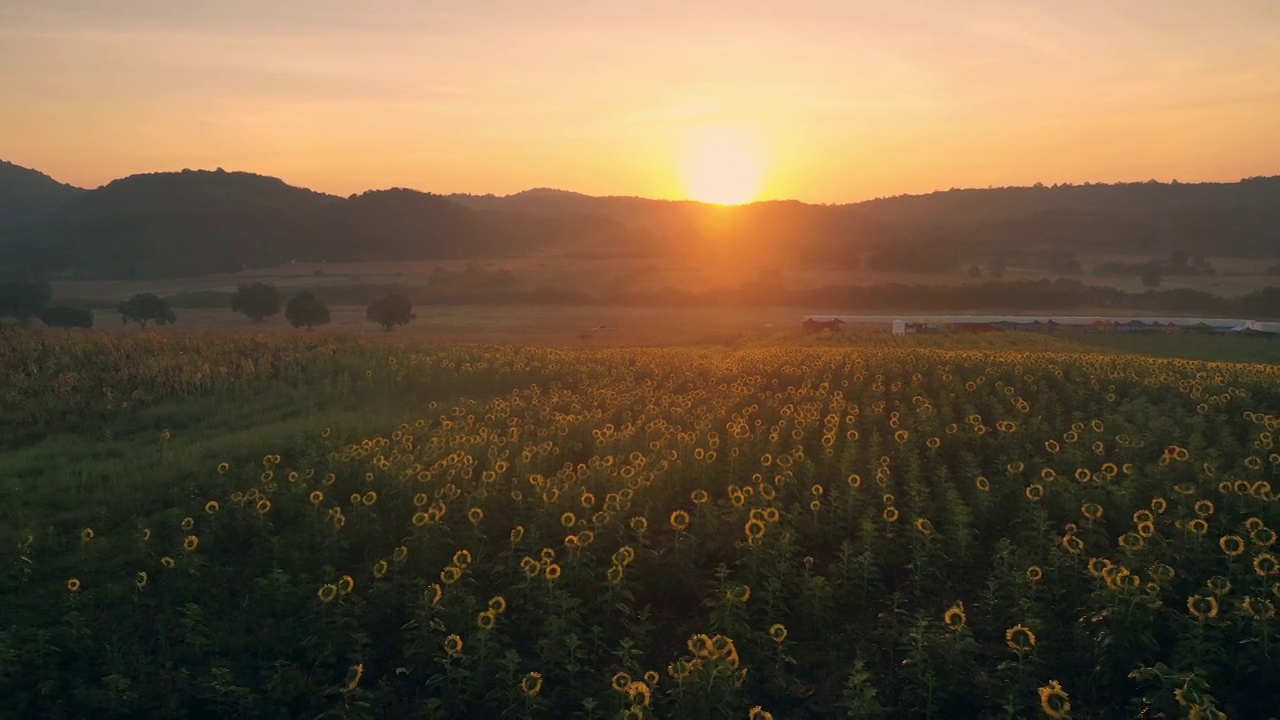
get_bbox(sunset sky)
[3,0,1279,203]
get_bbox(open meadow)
[3,328,1280,719]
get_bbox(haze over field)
[3,0,1280,203]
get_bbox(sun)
[679,126,766,205]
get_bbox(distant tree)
[285,292,330,330]
[967,264,983,278]
[366,293,414,331]
[1141,268,1162,289]
[118,293,176,327]
[230,282,282,322]
[41,305,93,329]
[0,280,51,321]
[988,258,1007,280]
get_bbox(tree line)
[0,274,417,331]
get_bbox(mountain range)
[1,159,1277,279]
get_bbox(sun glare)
[679,126,766,205]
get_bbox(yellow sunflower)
[1038,680,1071,719]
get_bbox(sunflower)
[441,566,462,585]
[520,557,540,579]
[66,578,81,592]
[183,535,199,552]
[373,560,389,578]
[1026,566,1043,583]
[344,663,363,691]
[181,517,194,531]
[610,671,632,692]
[691,489,709,505]
[726,585,751,602]
[521,672,543,697]
[1025,484,1045,501]
[393,545,408,563]
[613,546,636,566]
[1038,680,1071,719]
[1254,553,1279,576]
[1118,532,1146,551]
[1194,500,1215,518]
[1149,563,1176,582]
[975,476,990,492]
[545,563,562,581]
[443,634,463,655]
[1187,519,1209,535]
[1187,594,1219,619]
[768,623,788,643]
[1220,535,1246,557]
[1087,557,1112,577]
[687,633,714,657]
[1134,521,1156,539]
[467,507,484,525]
[763,507,780,523]
[1005,624,1036,652]
[1074,468,1091,483]
[425,583,443,606]
[453,549,472,567]
[606,563,625,585]
[1252,528,1277,547]
[1204,576,1231,596]
[1061,534,1085,555]
[317,584,338,603]
[1173,483,1195,495]
[477,609,497,630]
[1081,503,1104,520]
[1044,439,1060,454]
[883,507,900,523]
[135,571,148,589]
[338,575,355,594]
[943,602,967,631]
[670,510,690,531]
[748,708,774,720]
[256,498,272,515]
[160,556,176,569]
[1240,595,1271,620]
[217,462,230,474]
[1151,497,1168,514]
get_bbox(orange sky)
[2,0,1279,203]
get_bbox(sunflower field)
[3,330,1280,719]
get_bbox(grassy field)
[3,329,1280,718]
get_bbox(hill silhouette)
[0,161,86,230]
[1,160,1277,279]
[852,178,1280,256]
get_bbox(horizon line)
[5,158,1278,207]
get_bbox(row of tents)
[800,316,1280,336]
